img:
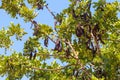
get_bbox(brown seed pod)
[87,1,91,10]
[76,25,84,37]
[83,13,87,21]
[44,37,48,47]
[33,30,38,36]
[33,50,37,60]
[54,39,62,52]
[54,39,60,50]
[58,46,62,52]
[92,23,99,37]
[32,20,37,25]
[65,47,70,58]
[29,52,33,60]
[32,20,39,36]
[80,12,89,22]
[33,27,39,36]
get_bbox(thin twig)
[47,36,56,43]
[45,5,56,19]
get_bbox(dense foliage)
[0,0,120,80]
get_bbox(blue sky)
[0,0,120,80]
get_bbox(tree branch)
[47,35,56,43]
[45,4,56,19]
[65,40,78,59]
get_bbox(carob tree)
[0,0,120,80]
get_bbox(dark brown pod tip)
[44,37,48,47]
[33,50,37,60]
[29,52,33,60]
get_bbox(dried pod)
[54,39,60,50]
[81,12,90,22]
[76,24,84,37]
[33,27,39,36]
[29,52,33,60]
[65,47,70,58]
[31,20,38,36]
[83,13,87,21]
[54,39,62,52]
[58,46,62,52]
[32,20,37,25]
[87,1,91,10]
[44,37,48,47]
[33,50,37,60]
